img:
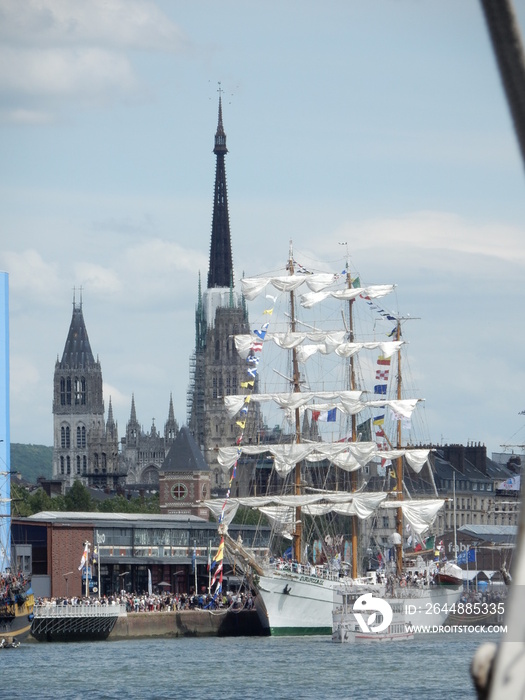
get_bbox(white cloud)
[102,383,129,415]
[0,249,61,304]
[0,47,139,102]
[117,238,207,305]
[375,212,524,262]
[0,0,188,119]
[0,107,54,124]
[74,263,122,296]
[0,0,186,51]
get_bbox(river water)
[1,633,492,699]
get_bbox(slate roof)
[457,524,517,544]
[60,303,95,369]
[161,426,209,473]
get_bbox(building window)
[83,455,87,473]
[480,483,485,491]
[60,378,66,405]
[61,425,71,449]
[77,425,86,448]
[66,377,72,405]
[74,377,81,404]
[60,456,64,475]
[171,483,188,501]
[472,482,477,490]
[76,456,81,474]
[66,456,71,475]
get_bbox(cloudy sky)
[1,0,525,458]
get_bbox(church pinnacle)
[207,88,233,290]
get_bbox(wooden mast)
[394,318,404,575]
[346,256,359,579]
[288,241,303,564]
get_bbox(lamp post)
[118,571,130,595]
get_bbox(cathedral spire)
[130,394,137,423]
[168,393,175,422]
[207,86,233,289]
[106,396,117,438]
[60,296,95,369]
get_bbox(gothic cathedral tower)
[188,93,259,493]
[52,296,120,492]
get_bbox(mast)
[453,470,457,560]
[288,241,303,563]
[345,253,359,579]
[394,318,404,575]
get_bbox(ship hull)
[257,570,462,636]
[0,594,35,643]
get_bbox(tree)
[64,480,94,511]
[28,488,57,514]
[10,482,32,517]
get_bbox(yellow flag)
[241,381,254,388]
[236,420,246,429]
[244,396,251,404]
[213,539,224,562]
[263,308,273,315]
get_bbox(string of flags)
[211,292,277,601]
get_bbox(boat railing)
[267,561,346,581]
[34,604,127,618]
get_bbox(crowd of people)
[35,589,256,612]
[0,571,30,605]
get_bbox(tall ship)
[0,272,34,645]
[1,467,35,644]
[203,243,462,635]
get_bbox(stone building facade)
[52,298,121,491]
[52,300,179,492]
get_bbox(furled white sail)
[241,274,394,303]
[300,285,395,308]
[202,492,388,528]
[217,443,431,477]
[224,392,422,421]
[382,499,445,536]
[234,332,403,363]
[224,390,364,418]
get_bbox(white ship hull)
[257,568,462,636]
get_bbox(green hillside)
[10,443,53,484]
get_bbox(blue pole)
[0,271,10,572]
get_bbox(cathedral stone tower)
[188,93,259,493]
[52,296,120,491]
[120,394,179,485]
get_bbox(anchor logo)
[353,593,393,634]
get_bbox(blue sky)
[1,0,525,458]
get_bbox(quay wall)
[109,609,267,639]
